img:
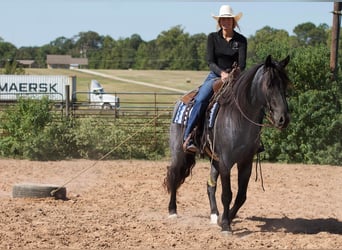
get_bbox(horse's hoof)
[221,230,233,236]
[168,213,178,219]
[221,224,232,235]
[210,214,218,224]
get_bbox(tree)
[155,25,186,69]
[246,26,299,67]
[74,31,104,67]
[262,44,342,165]
[0,97,52,157]
[49,36,74,54]
[191,33,208,70]
[0,41,17,67]
[98,36,115,69]
[2,59,24,74]
[134,41,158,69]
[288,45,331,91]
[293,22,329,46]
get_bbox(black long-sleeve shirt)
[206,29,247,75]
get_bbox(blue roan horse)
[164,55,291,233]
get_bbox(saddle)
[177,67,241,159]
[180,78,225,105]
[181,66,240,104]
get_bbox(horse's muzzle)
[274,113,290,129]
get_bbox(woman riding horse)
[183,5,247,153]
[165,55,290,233]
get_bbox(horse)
[164,55,291,234]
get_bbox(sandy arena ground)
[0,159,341,249]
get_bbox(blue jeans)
[183,71,220,141]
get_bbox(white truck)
[89,79,120,109]
[0,75,120,109]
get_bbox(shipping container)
[0,75,76,102]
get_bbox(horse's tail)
[163,153,196,194]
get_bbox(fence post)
[330,2,342,80]
[65,85,70,117]
[154,92,157,147]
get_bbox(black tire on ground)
[12,183,67,200]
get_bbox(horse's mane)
[218,63,263,107]
[218,59,289,109]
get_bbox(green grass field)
[26,68,207,92]
[26,68,208,104]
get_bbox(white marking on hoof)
[210,214,218,224]
[221,230,233,236]
[168,213,178,219]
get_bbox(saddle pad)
[173,102,190,125]
[208,102,220,128]
[173,101,220,128]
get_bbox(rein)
[232,88,268,191]
[255,152,265,191]
[232,93,274,128]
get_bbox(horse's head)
[262,55,290,129]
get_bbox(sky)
[0,0,336,48]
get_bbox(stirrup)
[185,143,198,153]
[183,136,198,153]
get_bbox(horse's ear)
[280,55,290,68]
[265,55,272,67]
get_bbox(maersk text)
[0,83,58,93]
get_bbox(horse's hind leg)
[164,153,196,217]
[165,164,178,217]
[207,161,219,224]
[229,162,252,221]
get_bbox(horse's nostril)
[279,115,290,128]
[277,115,289,128]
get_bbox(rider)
[183,5,247,153]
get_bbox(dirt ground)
[0,159,341,249]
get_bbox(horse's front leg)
[229,161,253,221]
[207,161,219,224]
[219,166,233,233]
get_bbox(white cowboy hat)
[212,5,242,22]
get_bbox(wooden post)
[330,2,342,80]
[65,85,70,117]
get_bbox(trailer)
[0,75,76,103]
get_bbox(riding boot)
[183,100,208,153]
[183,134,198,153]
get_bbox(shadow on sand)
[247,216,342,235]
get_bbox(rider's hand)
[220,71,229,81]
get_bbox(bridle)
[231,66,278,128]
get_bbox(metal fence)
[0,92,183,145]
[70,92,183,149]
[72,91,182,138]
